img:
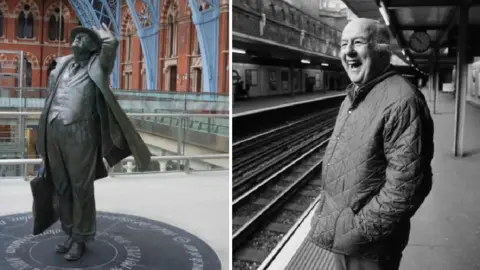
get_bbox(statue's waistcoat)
[47,63,97,125]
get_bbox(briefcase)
[30,169,58,235]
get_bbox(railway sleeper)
[253,198,308,213]
[300,190,319,197]
[310,179,323,186]
[234,248,269,264]
[267,222,292,234]
[232,216,250,226]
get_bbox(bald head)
[340,18,392,86]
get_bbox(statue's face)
[72,33,97,55]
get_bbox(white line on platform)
[266,201,319,270]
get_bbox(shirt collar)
[72,58,89,68]
[346,65,397,108]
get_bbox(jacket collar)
[346,65,397,109]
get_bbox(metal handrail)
[0,86,229,95]
[0,112,229,117]
[0,154,229,180]
[0,155,228,165]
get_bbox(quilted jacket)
[307,67,434,260]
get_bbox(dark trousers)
[46,117,100,243]
[334,253,402,270]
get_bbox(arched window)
[140,54,146,89]
[25,60,32,87]
[121,16,134,90]
[166,13,177,58]
[17,4,34,38]
[167,15,174,57]
[193,33,201,55]
[123,23,133,62]
[48,8,64,41]
[0,10,4,37]
[197,39,201,55]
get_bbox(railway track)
[232,138,329,270]
[232,106,340,270]
[232,108,338,200]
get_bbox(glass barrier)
[109,155,228,176]
[0,112,229,179]
[0,155,228,180]
[0,87,230,114]
[0,87,229,136]
[128,114,229,153]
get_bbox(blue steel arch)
[188,0,220,93]
[124,0,160,90]
[68,0,121,88]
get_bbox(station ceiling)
[341,0,480,73]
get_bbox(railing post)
[208,117,212,133]
[182,115,187,164]
[184,158,190,174]
[158,160,167,172]
[23,163,27,181]
[109,162,115,177]
[177,116,182,170]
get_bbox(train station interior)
[232,0,480,269]
[0,1,229,270]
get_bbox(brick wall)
[0,0,229,93]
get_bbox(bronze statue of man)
[36,24,151,261]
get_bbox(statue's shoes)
[64,242,85,261]
[55,237,73,254]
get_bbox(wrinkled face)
[340,21,378,86]
[71,33,96,55]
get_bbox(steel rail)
[232,139,328,252]
[0,112,229,117]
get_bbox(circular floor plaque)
[0,211,221,270]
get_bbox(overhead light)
[301,59,310,64]
[232,48,246,54]
[321,63,329,66]
[402,49,406,55]
[378,1,390,26]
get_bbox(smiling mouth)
[347,61,362,70]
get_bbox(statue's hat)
[70,26,102,49]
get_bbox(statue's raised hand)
[92,23,116,42]
[92,23,119,74]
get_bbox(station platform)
[233,90,346,117]
[266,89,480,270]
[0,171,229,270]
